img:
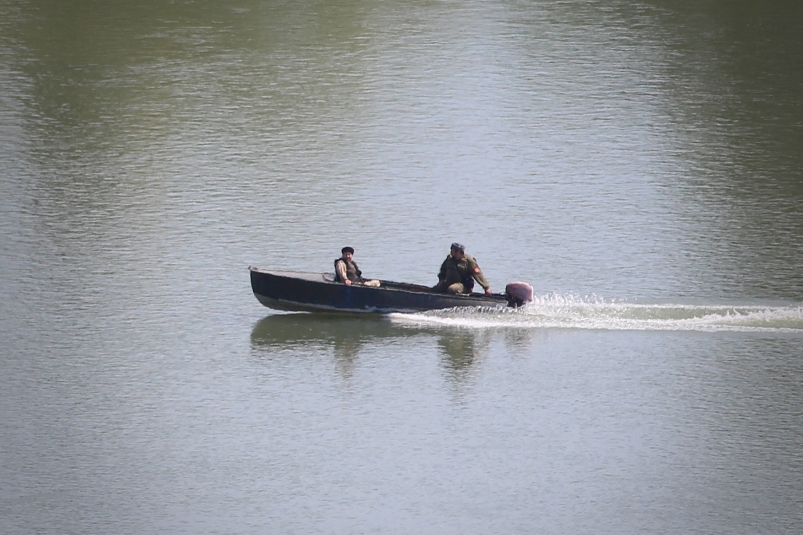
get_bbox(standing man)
[436,243,492,295]
[334,247,380,287]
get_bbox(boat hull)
[249,268,510,313]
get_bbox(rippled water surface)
[2,1,802,533]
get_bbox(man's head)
[450,242,465,259]
[341,246,354,261]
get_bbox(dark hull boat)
[249,268,532,314]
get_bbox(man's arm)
[469,259,491,294]
[438,258,447,282]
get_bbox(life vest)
[334,258,363,283]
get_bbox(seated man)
[334,247,380,287]
[435,243,492,295]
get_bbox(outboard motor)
[505,282,534,308]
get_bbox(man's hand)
[345,279,352,286]
[484,287,492,295]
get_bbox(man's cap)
[341,246,355,254]
[450,242,465,252]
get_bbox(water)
[393,299,803,332]
[1,0,802,533]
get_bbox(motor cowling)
[505,281,534,307]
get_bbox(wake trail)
[389,294,803,333]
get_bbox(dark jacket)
[438,254,489,291]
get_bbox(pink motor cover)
[505,281,534,303]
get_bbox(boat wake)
[389,294,803,333]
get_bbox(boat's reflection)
[436,331,482,382]
[249,313,487,380]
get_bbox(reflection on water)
[250,312,489,382]
[250,312,414,351]
[249,312,553,390]
[437,331,479,379]
[250,313,398,378]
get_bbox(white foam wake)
[389,294,803,333]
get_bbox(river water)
[1,1,802,533]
